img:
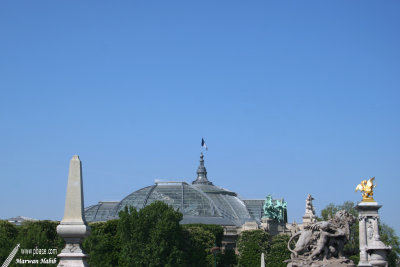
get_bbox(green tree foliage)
[182,224,236,267]
[0,220,18,264]
[118,201,185,267]
[83,219,121,267]
[266,234,290,267]
[380,223,400,267]
[183,226,215,267]
[183,224,224,246]
[15,220,64,266]
[320,201,358,220]
[217,248,237,267]
[1,212,244,267]
[237,230,270,267]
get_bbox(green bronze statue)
[263,194,287,222]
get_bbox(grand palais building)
[84,153,288,249]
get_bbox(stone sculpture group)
[285,178,391,267]
[287,210,356,267]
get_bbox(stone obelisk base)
[57,226,90,267]
[58,253,88,267]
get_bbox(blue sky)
[1,1,399,234]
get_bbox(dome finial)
[192,153,212,185]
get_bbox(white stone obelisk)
[57,155,91,267]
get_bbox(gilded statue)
[355,177,376,202]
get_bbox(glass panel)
[243,200,264,221]
[84,204,100,222]
[206,194,237,220]
[183,184,214,216]
[95,202,119,221]
[114,186,154,215]
[145,184,182,211]
[224,195,251,219]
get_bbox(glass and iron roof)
[85,153,265,226]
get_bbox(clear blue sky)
[1,1,399,234]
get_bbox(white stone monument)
[356,202,391,267]
[57,155,91,267]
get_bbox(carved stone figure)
[355,177,376,202]
[305,194,315,216]
[290,221,300,236]
[303,194,316,224]
[286,210,356,267]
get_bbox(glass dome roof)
[85,153,257,226]
[115,182,217,217]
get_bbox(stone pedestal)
[57,155,91,267]
[241,221,259,231]
[261,218,287,236]
[287,258,355,267]
[302,213,316,224]
[356,202,391,267]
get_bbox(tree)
[267,234,291,267]
[182,224,236,267]
[379,223,400,267]
[237,230,270,267]
[183,226,215,267]
[320,201,358,220]
[16,220,64,266]
[183,224,224,246]
[0,220,18,264]
[217,248,237,267]
[83,219,121,267]
[118,201,186,267]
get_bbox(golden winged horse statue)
[355,177,376,202]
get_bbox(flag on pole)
[201,138,208,151]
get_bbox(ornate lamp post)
[210,244,220,267]
[355,177,391,267]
